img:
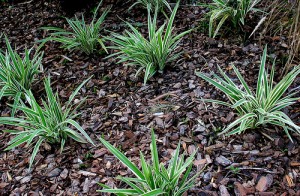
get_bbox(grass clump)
[0,77,94,167]
[40,0,110,55]
[107,1,191,84]
[98,129,200,196]
[196,46,300,141]
[200,0,261,38]
[0,36,43,113]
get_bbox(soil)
[0,0,300,195]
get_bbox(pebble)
[173,83,182,88]
[188,80,196,89]
[98,89,106,98]
[203,172,212,182]
[188,145,196,155]
[205,155,212,164]
[47,168,62,178]
[113,68,119,76]
[242,60,250,66]
[82,178,90,193]
[155,117,164,127]
[45,154,55,164]
[60,168,69,179]
[193,124,206,133]
[119,117,128,122]
[216,155,232,166]
[78,170,97,176]
[256,174,273,192]
[201,138,207,146]
[20,176,32,184]
[194,87,204,97]
[219,185,230,196]
[234,182,247,196]
[249,150,260,155]
[194,159,207,166]
[179,125,187,134]
[15,176,23,181]
[72,179,80,186]
[50,184,58,193]
[170,133,179,141]
[243,134,256,143]
[220,117,227,123]
[233,145,243,151]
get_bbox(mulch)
[0,0,300,195]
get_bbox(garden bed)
[0,0,300,195]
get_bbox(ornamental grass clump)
[40,0,110,55]
[0,36,43,108]
[201,0,261,38]
[98,130,199,196]
[196,46,300,141]
[107,1,191,84]
[0,77,94,168]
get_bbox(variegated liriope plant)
[0,36,43,115]
[200,0,262,38]
[98,130,202,195]
[196,46,300,141]
[107,1,192,84]
[39,0,110,55]
[0,77,94,167]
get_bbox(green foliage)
[107,1,191,84]
[196,46,300,141]
[98,129,199,196]
[0,36,43,113]
[0,77,94,168]
[200,0,261,37]
[40,0,110,55]
[229,165,240,174]
[129,0,171,13]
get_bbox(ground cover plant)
[39,0,110,55]
[107,1,191,84]
[0,36,43,114]
[0,77,94,167]
[200,0,261,38]
[98,130,199,196]
[196,46,300,140]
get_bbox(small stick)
[204,143,226,151]
[18,0,33,5]
[148,90,181,102]
[226,167,278,174]
[259,130,275,142]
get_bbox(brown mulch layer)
[0,0,300,195]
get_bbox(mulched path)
[0,0,300,195]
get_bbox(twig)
[259,130,275,142]
[18,0,33,5]
[204,143,226,151]
[148,90,181,102]
[227,167,278,174]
